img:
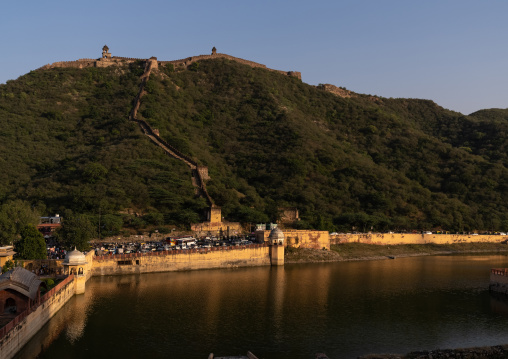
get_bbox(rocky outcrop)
[317,84,355,98]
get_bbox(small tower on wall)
[211,47,217,55]
[102,45,111,59]
[63,248,87,294]
[197,166,210,181]
[268,227,285,266]
[208,205,222,223]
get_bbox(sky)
[1,0,507,115]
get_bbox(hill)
[0,54,506,237]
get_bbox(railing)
[491,268,508,276]
[39,274,74,303]
[94,243,268,261]
[0,274,75,339]
[0,308,29,339]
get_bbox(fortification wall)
[0,276,75,359]
[190,221,242,233]
[160,53,301,79]
[284,230,330,250]
[130,58,217,207]
[38,59,97,70]
[38,52,300,79]
[39,56,141,71]
[92,244,270,276]
[161,53,268,69]
[255,230,330,250]
[331,233,508,245]
[84,251,94,281]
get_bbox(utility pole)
[98,207,101,242]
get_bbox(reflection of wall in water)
[65,294,88,343]
[490,293,508,317]
[12,290,92,358]
[283,264,331,338]
[269,267,286,340]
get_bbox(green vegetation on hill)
[139,59,508,232]
[0,63,206,243]
[0,58,506,240]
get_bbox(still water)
[15,255,508,359]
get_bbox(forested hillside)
[0,58,506,235]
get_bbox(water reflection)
[14,283,95,358]
[64,294,88,343]
[15,255,508,359]
[490,292,508,317]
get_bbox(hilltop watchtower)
[102,45,111,59]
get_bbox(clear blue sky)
[1,0,507,115]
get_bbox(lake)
[15,254,508,359]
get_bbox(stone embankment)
[360,345,508,358]
[285,242,508,264]
[331,233,508,246]
[92,244,271,276]
[0,275,75,359]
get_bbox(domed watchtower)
[269,227,285,246]
[63,248,87,294]
[102,45,111,59]
[268,227,285,266]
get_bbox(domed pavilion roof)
[269,227,285,244]
[64,247,86,265]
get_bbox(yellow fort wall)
[92,245,271,276]
[256,230,330,250]
[284,230,330,250]
[331,233,508,245]
[190,221,243,233]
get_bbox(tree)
[100,214,124,237]
[1,260,15,273]
[15,225,46,260]
[57,214,95,251]
[0,200,40,245]
[83,162,108,183]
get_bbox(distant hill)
[0,55,506,234]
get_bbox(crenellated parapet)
[159,51,301,79]
[37,46,301,79]
[38,57,138,71]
